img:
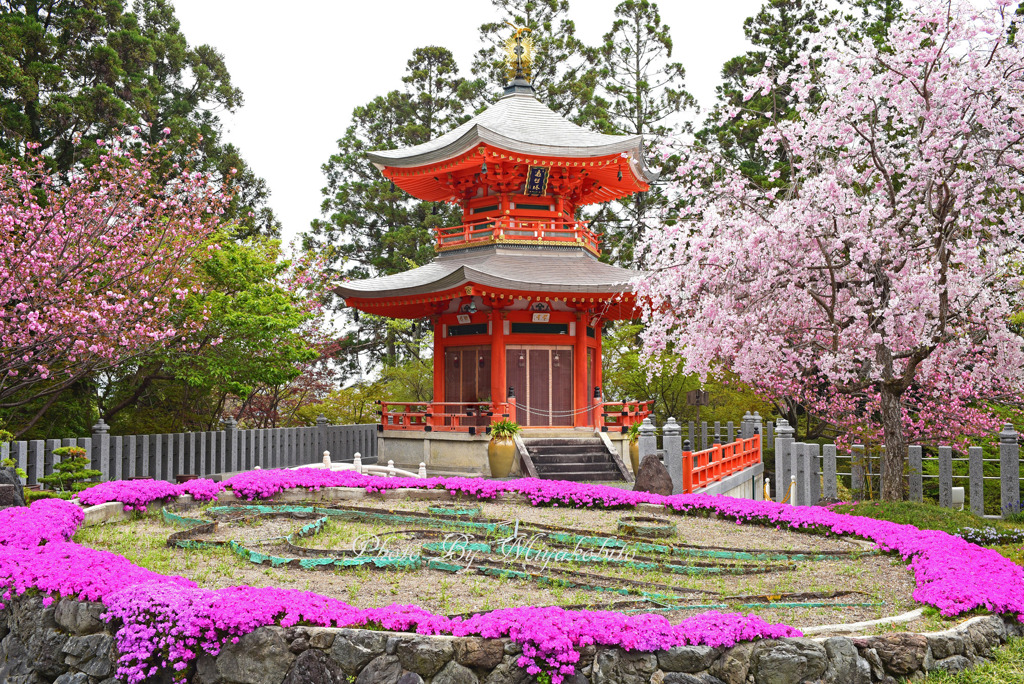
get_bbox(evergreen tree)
[473,0,604,126]
[307,47,476,371]
[593,0,695,266]
[0,0,278,238]
[696,0,829,189]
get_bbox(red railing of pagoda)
[597,400,652,433]
[435,217,601,253]
[378,401,507,434]
[682,435,761,493]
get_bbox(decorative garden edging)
[1,472,1023,683]
[1,594,1022,684]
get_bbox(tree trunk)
[879,385,908,501]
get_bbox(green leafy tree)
[307,47,475,371]
[0,0,278,238]
[98,235,322,433]
[602,323,772,427]
[472,0,605,126]
[593,0,695,266]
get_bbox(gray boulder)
[331,630,389,675]
[433,660,479,684]
[355,654,403,684]
[62,633,116,678]
[198,626,295,684]
[750,639,827,684]
[281,648,346,684]
[55,600,106,636]
[658,645,723,673]
[395,636,453,677]
[0,467,24,507]
[633,455,673,496]
[591,648,658,684]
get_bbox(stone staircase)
[520,436,628,482]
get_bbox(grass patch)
[832,500,1021,536]
[908,637,1024,683]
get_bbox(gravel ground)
[75,495,922,631]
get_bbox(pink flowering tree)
[0,133,230,413]
[638,0,1024,500]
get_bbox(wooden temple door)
[443,346,491,427]
[505,346,573,426]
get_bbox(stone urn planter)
[627,423,640,475]
[487,420,520,478]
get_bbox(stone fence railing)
[0,416,377,485]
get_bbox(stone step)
[530,452,615,464]
[533,462,620,474]
[535,470,624,481]
[522,438,606,447]
[527,443,608,456]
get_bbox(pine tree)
[593,0,695,266]
[307,47,477,370]
[472,0,604,126]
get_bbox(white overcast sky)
[172,0,766,244]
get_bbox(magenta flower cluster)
[4,471,1023,683]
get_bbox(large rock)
[355,654,403,684]
[709,642,754,684]
[591,648,658,684]
[967,617,1006,657]
[282,649,346,684]
[663,675,727,684]
[657,645,723,673]
[934,655,972,673]
[0,467,25,507]
[198,626,295,684]
[396,636,454,677]
[750,639,827,684]
[55,600,106,636]
[927,632,966,660]
[331,629,388,675]
[866,633,927,676]
[53,674,90,684]
[633,455,673,496]
[62,633,116,678]
[433,660,479,684]
[822,637,870,684]
[453,637,504,669]
[482,655,533,684]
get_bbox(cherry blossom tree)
[0,133,230,412]
[638,0,1024,500]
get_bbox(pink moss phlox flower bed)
[6,472,1024,683]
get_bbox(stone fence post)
[223,417,238,474]
[663,418,682,495]
[91,419,110,482]
[774,419,794,503]
[316,414,328,464]
[638,418,657,466]
[938,446,953,509]
[969,446,984,517]
[822,445,837,500]
[752,411,763,461]
[1000,424,1020,516]
[909,445,923,503]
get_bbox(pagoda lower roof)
[334,244,642,317]
[367,92,657,184]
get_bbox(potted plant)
[488,419,520,478]
[627,422,641,475]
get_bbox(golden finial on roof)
[503,22,534,83]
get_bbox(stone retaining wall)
[1,595,1021,684]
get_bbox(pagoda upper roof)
[367,91,658,184]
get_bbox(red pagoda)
[335,31,652,476]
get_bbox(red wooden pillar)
[433,316,445,427]
[574,313,588,427]
[594,319,603,396]
[490,309,506,420]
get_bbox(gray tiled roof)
[367,93,657,182]
[334,245,641,300]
